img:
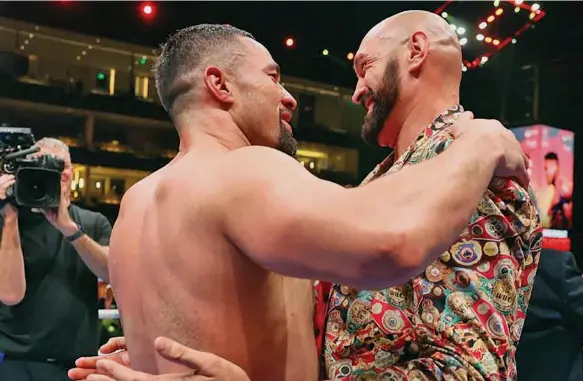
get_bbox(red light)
[285,37,295,48]
[140,2,155,19]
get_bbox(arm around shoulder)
[221,130,506,289]
[219,147,437,289]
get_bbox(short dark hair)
[154,24,255,114]
[544,152,558,161]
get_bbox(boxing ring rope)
[98,309,120,319]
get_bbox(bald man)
[321,11,542,380]
[69,20,532,381]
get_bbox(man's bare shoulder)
[223,146,303,169]
[214,146,306,186]
[117,172,163,218]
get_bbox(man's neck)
[382,93,459,158]
[174,109,251,153]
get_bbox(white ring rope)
[98,309,120,319]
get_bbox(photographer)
[0,138,112,381]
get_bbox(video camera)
[0,127,65,208]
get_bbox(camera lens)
[28,181,48,202]
[15,167,61,208]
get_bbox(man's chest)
[323,114,541,378]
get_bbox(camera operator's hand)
[0,174,18,220]
[41,181,77,236]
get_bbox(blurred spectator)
[0,138,112,381]
[516,249,583,381]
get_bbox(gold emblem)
[451,241,482,266]
[371,302,383,315]
[499,241,511,254]
[386,285,412,308]
[485,217,507,240]
[513,317,525,341]
[486,314,507,339]
[347,299,371,326]
[374,350,398,368]
[483,242,499,257]
[425,261,444,282]
[382,310,405,333]
[477,303,490,315]
[493,278,517,313]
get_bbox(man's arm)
[66,213,111,283]
[0,214,26,305]
[220,130,508,290]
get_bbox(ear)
[202,66,234,105]
[407,31,429,74]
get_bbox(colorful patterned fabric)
[323,105,543,381]
[315,281,333,358]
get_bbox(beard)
[276,108,297,157]
[277,121,297,157]
[361,58,401,147]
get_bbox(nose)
[281,87,297,112]
[351,78,368,105]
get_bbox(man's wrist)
[60,222,80,237]
[464,132,501,175]
[2,213,18,226]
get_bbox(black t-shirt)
[0,204,112,362]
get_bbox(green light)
[139,56,147,65]
[96,72,106,81]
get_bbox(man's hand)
[451,112,529,188]
[41,181,77,236]
[68,337,130,381]
[0,174,18,221]
[82,337,251,381]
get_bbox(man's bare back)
[109,150,318,381]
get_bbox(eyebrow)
[265,63,281,77]
[353,53,364,73]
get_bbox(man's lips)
[364,98,374,112]
[281,120,293,133]
[281,110,292,123]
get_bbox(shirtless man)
[70,24,528,381]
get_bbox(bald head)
[365,11,458,44]
[359,10,461,74]
[353,10,463,147]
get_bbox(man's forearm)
[0,218,26,305]
[403,136,498,262]
[359,135,499,271]
[70,235,110,283]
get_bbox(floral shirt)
[323,105,543,381]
